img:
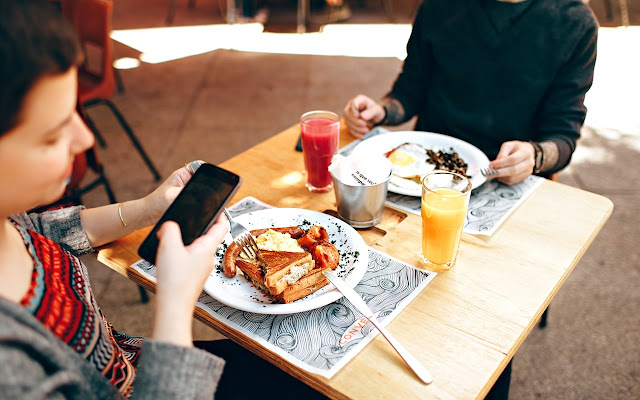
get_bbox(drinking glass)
[420,171,472,271]
[300,111,340,193]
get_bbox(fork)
[480,166,499,177]
[223,208,260,259]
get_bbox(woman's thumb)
[156,221,183,249]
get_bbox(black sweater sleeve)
[386,1,433,122]
[534,13,598,172]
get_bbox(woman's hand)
[140,164,197,227]
[489,141,536,185]
[343,94,386,139]
[81,164,200,247]
[151,215,229,347]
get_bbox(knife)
[322,270,433,384]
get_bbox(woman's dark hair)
[0,0,82,136]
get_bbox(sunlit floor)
[111,22,413,63]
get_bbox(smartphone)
[137,163,241,265]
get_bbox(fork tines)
[238,233,260,260]
[481,167,499,177]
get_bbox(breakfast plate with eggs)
[351,131,490,196]
[206,208,368,314]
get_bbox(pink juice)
[301,116,339,192]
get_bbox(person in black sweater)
[344,0,598,185]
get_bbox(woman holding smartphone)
[0,2,329,399]
[0,1,231,398]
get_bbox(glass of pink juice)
[300,111,340,193]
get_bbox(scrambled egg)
[256,229,305,252]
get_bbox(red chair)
[72,0,161,181]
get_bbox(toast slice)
[235,257,270,294]
[276,266,330,304]
[260,250,314,294]
[235,250,317,297]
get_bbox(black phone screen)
[137,163,241,264]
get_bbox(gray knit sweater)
[1,207,225,399]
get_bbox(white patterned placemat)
[385,176,543,236]
[129,197,435,378]
[339,128,544,236]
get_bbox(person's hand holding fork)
[488,140,536,185]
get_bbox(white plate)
[205,208,369,314]
[352,131,490,197]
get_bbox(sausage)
[249,226,305,238]
[222,242,241,278]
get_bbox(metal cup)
[331,171,391,228]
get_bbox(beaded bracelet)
[530,141,544,174]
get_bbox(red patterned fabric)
[17,224,142,397]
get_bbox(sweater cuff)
[12,206,93,255]
[134,341,225,400]
[41,206,93,255]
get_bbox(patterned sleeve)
[11,206,93,255]
[131,341,225,400]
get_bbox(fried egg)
[386,143,435,179]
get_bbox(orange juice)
[421,188,469,268]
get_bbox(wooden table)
[97,123,613,399]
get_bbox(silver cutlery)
[480,166,499,177]
[322,270,433,384]
[468,166,499,177]
[223,208,259,259]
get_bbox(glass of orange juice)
[420,171,472,271]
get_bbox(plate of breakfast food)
[351,131,490,197]
[205,208,369,314]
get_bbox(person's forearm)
[538,140,559,173]
[379,97,407,126]
[80,199,154,247]
[533,139,576,175]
